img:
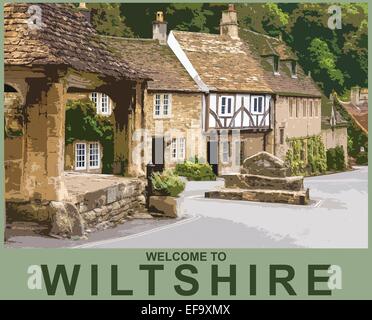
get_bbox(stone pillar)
[128,81,145,176]
[23,78,68,201]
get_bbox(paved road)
[6,166,368,248]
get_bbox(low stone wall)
[222,174,304,191]
[6,178,146,237]
[205,188,310,205]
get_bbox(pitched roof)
[101,37,200,92]
[4,3,146,81]
[240,29,321,97]
[339,100,368,134]
[321,95,347,129]
[172,30,273,93]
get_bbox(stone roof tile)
[172,30,273,93]
[102,36,200,92]
[4,3,147,81]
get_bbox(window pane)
[258,97,263,113]
[75,143,86,169]
[221,97,226,114]
[155,94,161,116]
[89,143,99,168]
[227,98,232,114]
[222,141,229,163]
[163,94,169,115]
[91,92,98,111]
[171,138,177,159]
[178,138,185,160]
[303,100,307,117]
[101,94,109,114]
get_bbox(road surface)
[6,166,368,249]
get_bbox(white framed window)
[100,94,110,114]
[219,96,234,116]
[178,137,185,160]
[154,94,172,117]
[89,142,100,169]
[90,92,98,106]
[154,94,161,116]
[222,141,230,164]
[90,92,111,116]
[171,137,186,161]
[163,94,170,116]
[75,143,86,170]
[251,96,264,114]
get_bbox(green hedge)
[151,170,186,197]
[326,146,346,171]
[175,161,216,181]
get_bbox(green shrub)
[356,152,368,165]
[327,146,346,171]
[151,170,186,197]
[175,161,216,181]
[326,148,336,171]
[286,135,327,176]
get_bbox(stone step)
[205,188,310,205]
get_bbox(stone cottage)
[101,11,204,173]
[4,3,149,232]
[167,5,324,173]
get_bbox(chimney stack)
[78,3,91,23]
[153,11,167,45]
[350,86,360,105]
[220,4,239,39]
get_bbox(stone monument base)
[205,188,310,205]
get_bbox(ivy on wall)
[65,99,114,173]
[285,135,327,176]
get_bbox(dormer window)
[291,61,297,78]
[273,56,280,75]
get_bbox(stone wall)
[275,95,322,160]
[77,179,146,231]
[321,127,348,163]
[6,178,146,236]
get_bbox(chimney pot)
[228,4,236,12]
[156,11,164,22]
[78,3,91,23]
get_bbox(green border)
[0,1,370,300]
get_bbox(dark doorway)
[207,140,219,176]
[152,136,165,172]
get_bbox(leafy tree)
[87,3,133,37]
[308,38,344,93]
